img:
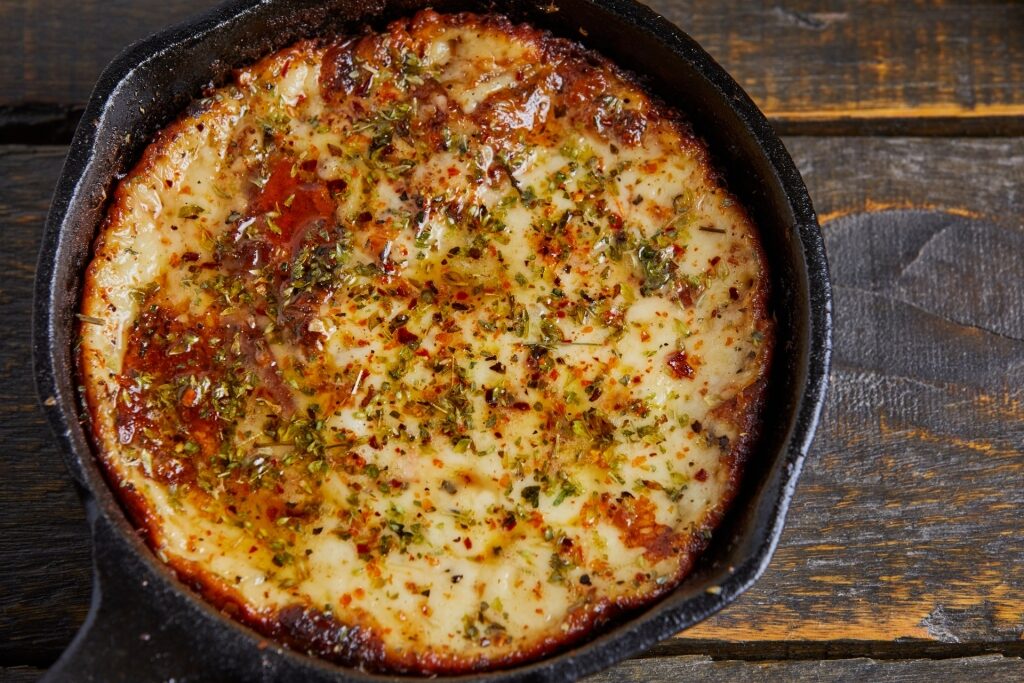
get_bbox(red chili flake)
[729,287,739,300]
[608,213,624,231]
[666,351,694,379]
[357,211,372,223]
[181,251,200,263]
[463,537,473,549]
[710,256,721,266]
[300,159,318,172]
[326,178,348,194]
[695,468,708,482]
[512,401,531,411]
[395,327,419,345]
[502,513,517,530]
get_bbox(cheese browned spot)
[79,10,773,674]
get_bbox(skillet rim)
[32,0,833,680]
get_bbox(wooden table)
[2,1,1022,680]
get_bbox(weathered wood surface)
[590,655,1024,682]
[1,138,1022,672]
[1,1,1023,136]
[663,1,1024,134]
[3,655,1023,683]
[0,147,91,668]
[683,139,1024,646]
[0,667,43,683]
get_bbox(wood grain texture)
[656,0,1024,132]
[787,137,1024,226]
[682,137,1024,646]
[3,655,1023,683]
[1,1,1023,134]
[0,147,91,667]
[0,667,43,683]
[1,138,1022,665]
[0,1,206,106]
[590,655,1024,682]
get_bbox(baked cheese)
[79,10,773,673]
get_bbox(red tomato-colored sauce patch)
[115,306,241,486]
[251,158,336,245]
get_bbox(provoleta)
[79,10,773,673]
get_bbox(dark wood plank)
[1,1,1023,135]
[0,667,43,683]
[1,138,1022,666]
[660,1,1024,133]
[4,655,1024,683]
[0,1,206,105]
[787,138,1024,227]
[685,137,1024,645]
[0,147,91,667]
[588,655,1024,682]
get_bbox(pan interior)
[36,0,827,679]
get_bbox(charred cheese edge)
[79,10,773,674]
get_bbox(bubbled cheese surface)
[79,10,772,673]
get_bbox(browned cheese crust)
[78,10,773,674]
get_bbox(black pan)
[33,0,832,680]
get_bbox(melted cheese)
[79,11,771,673]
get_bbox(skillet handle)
[41,504,205,683]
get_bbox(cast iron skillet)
[33,0,832,680]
